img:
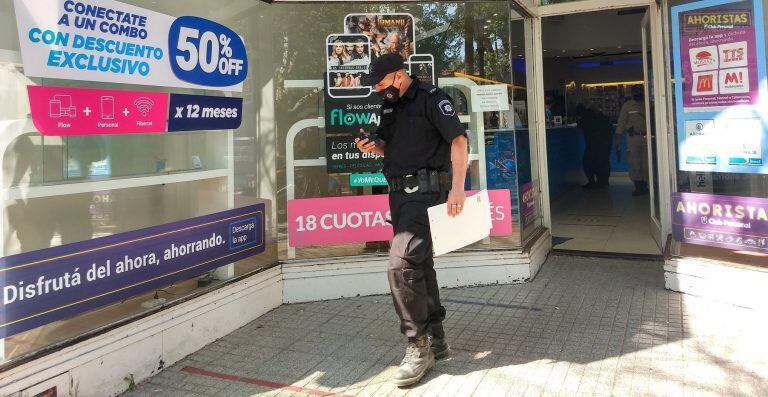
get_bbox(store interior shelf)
[3,169,230,201]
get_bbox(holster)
[389,169,452,194]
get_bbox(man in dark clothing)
[576,105,613,188]
[355,54,468,387]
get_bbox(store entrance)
[541,7,663,256]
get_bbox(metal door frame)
[530,0,673,247]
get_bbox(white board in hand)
[427,190,492,256]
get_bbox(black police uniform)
[374,77,466,339]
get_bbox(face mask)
[380,85,400,102]
[379,75,401,103]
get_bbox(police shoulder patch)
[438,99,455,116]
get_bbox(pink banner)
[287,190,513,247]
[482,189,514,236]
[28,86,168,136]
[287,194,392,247]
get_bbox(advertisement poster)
[13,0,247,91]
[0,204,265,338]
[168,94,243,132]
[409,54,435,85]
[28,85,168,135]
[672,0,768,174]
[679,4,758,110]
[520,181,538,228]
[28,86,243,135]
[323,91,383,174]
[287,190,513,247]
[672,192,768,253]
[325,34,371,99]
[326,134,383,174]
[345,14,415,60]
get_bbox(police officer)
[355,54,468,387]
[615,85,649,196]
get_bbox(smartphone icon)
[101,96,114,119]
[49,100,62,118]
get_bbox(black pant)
[583,134,613,185]
[388,189,447,338]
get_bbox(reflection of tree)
[271,2,511,113]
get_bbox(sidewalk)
[125,255,768,397]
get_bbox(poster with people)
[345,14,416,61]
[322,13,426,175]
[409,54,436,85]
[326,34,371,98]
[672,0,767,174]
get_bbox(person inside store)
[575,104,613,188]
[355,53,469,387]
[545,96,554,126]
[615,85,648,196]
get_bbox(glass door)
[641,10,663,248]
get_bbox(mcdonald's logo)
[696,74,714,92]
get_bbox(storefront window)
[0,0,544,366]
[0,0,277,365]
[665,0,768,267]
[273,1,540,260]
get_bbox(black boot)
[428,322,450,359]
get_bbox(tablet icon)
[49,95,76,118]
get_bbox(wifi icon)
[134,97,155,117]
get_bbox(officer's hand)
[447,189,466,217]
[355,138,376,153]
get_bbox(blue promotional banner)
[168,94,243,132]
[169,16,248,88]
[671,0,768,174]
[0,204,265,338]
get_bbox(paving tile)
[126,256,768,397]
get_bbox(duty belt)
[387,169,452,193]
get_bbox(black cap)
[363,53,404,86]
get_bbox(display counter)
[487,127,580,202]
[486,126,631,201]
